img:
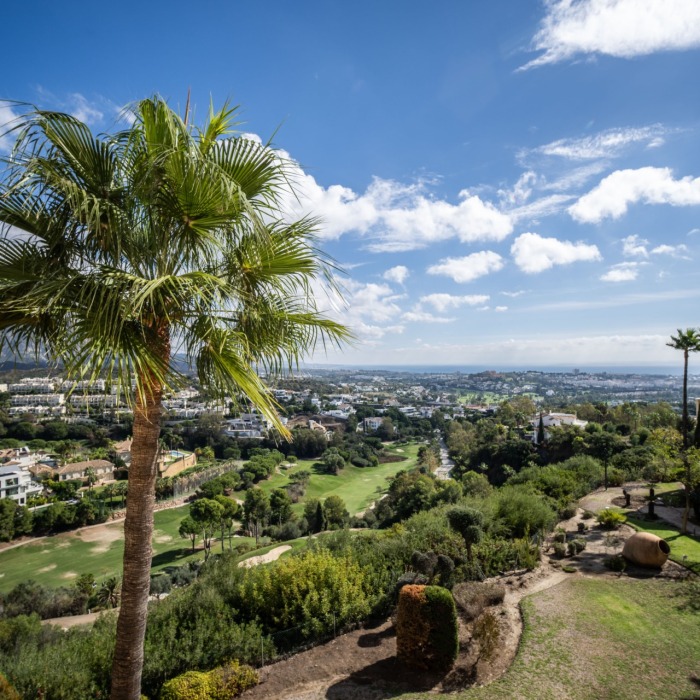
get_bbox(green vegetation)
[434,578,700,700]
[625,514,700,575]
[0,505,255,593]
[258,444,418,516]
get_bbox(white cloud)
[280,167,513,251]
[68,93,104,125]
[502,290,526,298]
[420,293,490,312]
[511,232,602,273]
[600,262,642,282]
[570,167,700,223]
[521,0,700,70]
[494,306,508,312]
[402,311,455,323]
[509,193,577,222]
[650,243,691,259]
[621,234,649,258]
[383,265,409,284]
[314,277,405,342]
[427,251,504,283]
[0,103,21,152]
[533,125,671,160]
[498,171,538,206]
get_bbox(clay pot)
[622,532,670,568]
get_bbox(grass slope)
[435,578,700,700]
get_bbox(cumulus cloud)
[600,262,642,282]
[532,125,671,160]
[569,167,700,223]
[494,306,508,312]
[521,0,700,70]
[427,251,504,283]
[280,168,513,251]
[511,232,602,273]
[420,293,490,312]
[383,265,410,284]
[502,290,527,298]
[314,277,405,342]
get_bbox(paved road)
[434,438,455,481]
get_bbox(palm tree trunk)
[110,371,164,700]
[683,350,689,449]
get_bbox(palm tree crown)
[0,96,349,699]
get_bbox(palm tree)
[667,329,700,449]
[97,575,122,609]
[667,329,700,534]
[0,97,348,699]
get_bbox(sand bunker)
[238,545,292,568]
[38,564,57,573]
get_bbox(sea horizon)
[301,363,685,376]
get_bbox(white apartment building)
[69,394,119,408]
[0,465,43,506]
[62,379,107,392]
[9,379,57,394]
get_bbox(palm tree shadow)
[680,674,700,700]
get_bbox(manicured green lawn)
[625,514,700,575]
[0,505,255,592]
[0,442,419,592]
[257,441,419,515]
[409,578,700,700]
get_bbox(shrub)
[597,509,626,529]
[553,528,567,543]
[452,581,506,621]
[567,538,586,556]
[607,468,626,487]
[559,502,578,520]
[581,509,595,520]
[0,673,20,700]
[210,660,259,698]
[231,550,370,642]
[493,487,557,538]
[562,565,577,573]
[160,671,212,699]
[552,541,567,558]
[396,585,458,671]
[577,522,587,533]
[604,554,627,572]
[471,610,500,664]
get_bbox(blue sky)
[2,0,700,368]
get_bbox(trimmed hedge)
[396,584,458,671]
